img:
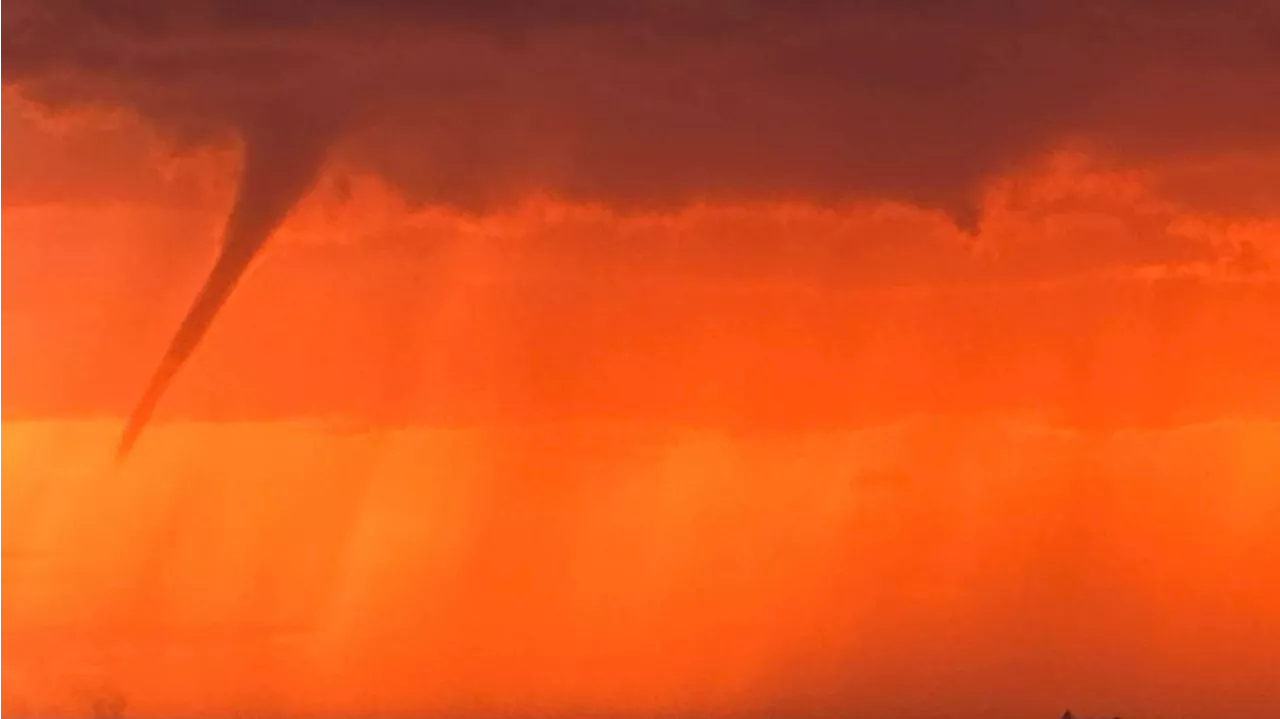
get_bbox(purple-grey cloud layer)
[6,0,1279,222]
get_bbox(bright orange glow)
[4,103,1280,718]
[5,420,1280,718]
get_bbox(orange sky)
[4,5,1280,716]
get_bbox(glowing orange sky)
[4,53,1280,719]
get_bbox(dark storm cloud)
[5,0,1279,222]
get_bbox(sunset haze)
[3,3,1279,718]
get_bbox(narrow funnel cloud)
[116,121,330,462]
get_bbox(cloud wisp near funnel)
[116,121,330,463]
